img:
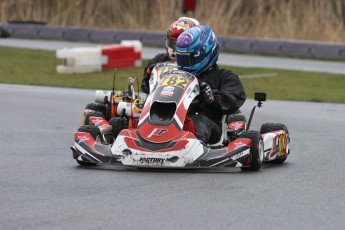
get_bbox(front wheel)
[239,130,264,171]
[260,123,290,163]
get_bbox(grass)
[0,46,144,90]
[1,46,345,103]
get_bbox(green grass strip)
[1,46,345,103]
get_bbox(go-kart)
[71,63,290,171]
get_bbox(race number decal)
[157,66,178,77]
[159,76,188,89]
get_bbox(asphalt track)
[1,83,345,230]
[1,38,345,229]
[1,38,345,74]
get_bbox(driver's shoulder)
[152,53,170,63]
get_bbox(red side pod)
[138,122,181,143]
[121,129,195,153]
[227,138,251,152]
[89,117,109,127]
[74,132,97,147]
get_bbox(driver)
[141,17,200,94]
[175,25,246,144]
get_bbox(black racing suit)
[141,53,171,94]
[188,64,246,144]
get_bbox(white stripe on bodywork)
[112,135,204,167]
[262,133,277,161]
[74,142,103,163]
[209,149,250,167]
[138,112,150,126]
[174,114,184,129]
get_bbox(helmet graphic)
[166,17,200,60]
[175,25,219,76]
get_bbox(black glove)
[199,82,214,104]
[141,63,157,94]
[144,63,157,79]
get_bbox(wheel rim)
[259,140,264,162]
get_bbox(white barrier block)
[56,40,142,73]
[56,47,102,74]
[121,40,143,53]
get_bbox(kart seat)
[208,115,227,147]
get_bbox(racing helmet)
[175,25,219,76]
[166,17,200,60]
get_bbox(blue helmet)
[175,25,219,76]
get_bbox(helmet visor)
[176,51,206,68]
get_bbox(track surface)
[1,38,345,74]
[1,83,345,229]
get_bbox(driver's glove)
[144,63,156,79]
[141,63,156,94]
[200,82,214,104]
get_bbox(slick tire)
[239,130,264,171]
[83,111,105,126]
[76,125,102,166]
[227,114,247,123]
[85,103,107,118]
[260,123,290,163]
[109,117,128,138]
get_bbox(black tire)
[76,159,97,167]
[260,123,290,163]
[227,114,247,123]
[85,103,107,117]
[84,111,105,125]
[77,125,102,141]
[239,130,264,171]
[76,125,102,166]
[109,117,128,138]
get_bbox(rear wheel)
[76,125,102,166]
[85,103,107,117]
[109,117,128,138]
[227,114,247,123]
[83,111,105,125]
[239,130,264,171]
[260,123,290,163]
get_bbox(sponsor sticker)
[77,135,89,144]
[140,157,165,165]
[277,132,286,156]
[234,141,247,150]
[90,117,103,126]
[147,128,168,138]
[186,87,192,94]
[160,86,175,97]
[232,151,245,161]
